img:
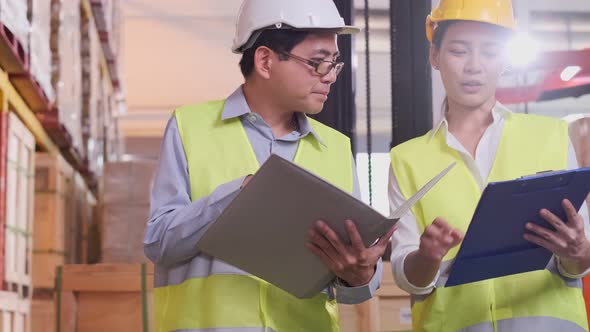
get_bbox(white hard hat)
[232,0,360,54]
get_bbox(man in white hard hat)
[144,0,394,331]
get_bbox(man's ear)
[253,46,274,79]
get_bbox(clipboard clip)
[535,170,554,174]
[519,170,556,180]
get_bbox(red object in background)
[496,49,590,104]
[584,276,590,327]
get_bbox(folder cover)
[197,154,454,298]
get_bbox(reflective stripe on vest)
[153,100,353,332]
[172,328,277,332]
[390,113,588,332]
[443,316,587,332]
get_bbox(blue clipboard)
[445,167,590,287]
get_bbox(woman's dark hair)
[239,28,311,78]
[431,21,456,114]
[432,21,456,50]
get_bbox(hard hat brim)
[337,26,361,35]
[232,25,361,54]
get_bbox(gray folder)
[196,154,454,298]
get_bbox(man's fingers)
[308,228,343,263]
[306,242,339,271]
[345,220,366,251]
[315,220,349,255]
[376,225,396,248]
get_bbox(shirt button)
[247,114,257,123]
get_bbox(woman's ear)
[253,46,274,80]
[430,44,440,70]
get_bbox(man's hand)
[306,219,396,287]
[240,175,253,189]
[524,199,590,275]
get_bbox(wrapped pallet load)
[29,0,55,103]
[81,15,102,175]
[99,0,121,58]
[51,0,83,157]
[0,0,30,54]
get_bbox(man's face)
[269,32,340,114]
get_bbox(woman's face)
[431,21,509,109]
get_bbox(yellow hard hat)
[426,0,517,42]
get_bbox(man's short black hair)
[239,28,311,78]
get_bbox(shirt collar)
[429,101,513,140]
[221,86,326,146]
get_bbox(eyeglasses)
[280,52,344,77]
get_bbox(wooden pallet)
[4,113,34,298]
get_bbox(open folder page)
[196,154,455,298]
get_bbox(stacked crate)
[33,153,79,288]
[68,174,96,265]
[338,262,412,332]
[31,290,76,332]
[101,161,156,263]
[46,264,153,332]
[34,266,143,332]
[50,0,83,155]
[28,0,55,103]
[1,112,35,332]
[31,153,98,331]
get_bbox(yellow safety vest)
[154,100,353,332]
[390,113,588,332]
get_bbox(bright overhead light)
[506,33,539,67]
[560,66,581,82]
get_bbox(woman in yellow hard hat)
[388,0,590,331]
